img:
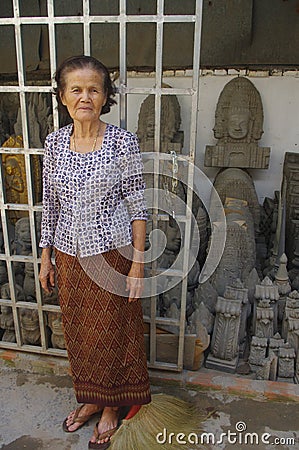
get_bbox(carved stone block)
[256,352,278,381]
[205,144,270,169]
[249,336,268,371]
[278,347,296,380]
[206,294,242,373]
[204,76,270,170]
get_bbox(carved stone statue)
[248,336,268,371]
[209,199,256,296]
[206,288,243,373]
[137,91,183,153]
[205,76,270,168]
[277,346,296,381]
[211,168,260,230]
[47,312,66,349]
[0,282,25,342]
[255,298,274,339]
[254,276,279,335]
[20,308,41,346]
[12,217,32,286]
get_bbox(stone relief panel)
[205,76,270,169]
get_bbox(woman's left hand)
[126,262,144,302]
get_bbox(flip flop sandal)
[62,404,101,433]
[88,423,118,449]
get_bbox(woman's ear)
[60,91,66,106]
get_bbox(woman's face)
[60,68,107,123]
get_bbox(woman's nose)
[80,90,90,101]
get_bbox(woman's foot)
[89,406,119,445]
[63,403,101,432]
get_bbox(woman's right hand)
[39,248,55,294]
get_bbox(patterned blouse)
[39,123,147,257]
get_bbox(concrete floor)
[0,365,298,450]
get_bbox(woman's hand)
[126,262,144,302]
[39,248,55,294]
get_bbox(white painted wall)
[105,72,299,205]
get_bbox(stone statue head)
[213,77,264,144]
[137,93,181,144]
[15,217,31,244]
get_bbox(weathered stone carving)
[256,352,278,381]
[206,289,243,373]
[254,276,279,337]
[137,92,183,153]
[277,346,296,381]
[248,336,268,371]
[255,299,274,339]
[205,77,270,169]
[283,153,299,267]
[212,168,260,230]
[20,308,41,346]
[273,253,291,330]
[282,292,299,355]
[47,312,66,349]
[0,283,25,343]
[209,199,256,296]
[269,333,285,356]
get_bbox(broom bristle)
[110,394,206,450]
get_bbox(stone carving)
[255,299,274,339]
[137,92,183,153]
[206,289,243,373]
[274,253,292,327]
[211,168,260,230]
[248,336,268,371]
[20,308,41,346]
[254,276,279,336]
[269,333,285,356]
[282,291,299,347]
[12,217,32,287]
[2,137,42,219]
[256,352,278,381]
[205,77,270,169]
[277,346,296,381]
[0,283,25,343]
[209,199,256,296]
[47,312,66,349]
[224,281,249,355]
[283,152,299,267]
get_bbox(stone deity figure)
[205,77,270,169]
[12,217,32,286]
[47,312,66,349]
[0,283,25,342]
[137,92,182,152]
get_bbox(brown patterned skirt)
[55,247,151,407]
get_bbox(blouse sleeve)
[39,136,60,248]
[120,134,147,222]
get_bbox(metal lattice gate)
[0,0,203,371]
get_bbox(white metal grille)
[0,0,203,371]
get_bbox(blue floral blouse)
[39,123,147,257]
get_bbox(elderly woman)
[39,55,151,449]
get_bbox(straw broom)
[110,394,207,450]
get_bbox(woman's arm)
[39,247,55,293]
[126,219,146,302]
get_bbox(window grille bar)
[83,0,91,55]
[0,15,196,26]
[119,0,127,129]
[47,0,59,130]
